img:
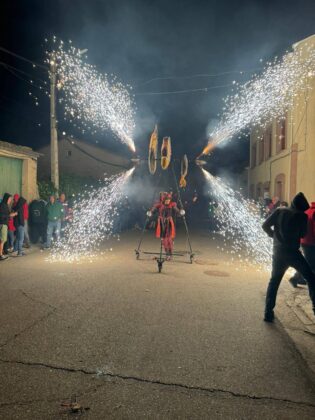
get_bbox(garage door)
[0,156,22,198]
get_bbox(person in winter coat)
[12,196,27,256]
[262,192,315,322]
[29,199,47,244]
[13,194,30,248]
[7,215,16,252]
[0,193,16,260]
[289,201,315,287]
[59,192,72,237]
[45,195,64,248]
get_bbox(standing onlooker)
[23,198,30,248]
[29,198,47,244]
[14,194,30,248]
[267,196,280,216]
[262,192,315,322]
[0,193,16,260]
[12,196,27,257]
[289,201,315,288]
[45,195,64,248]
[59,193,72,236]
[7,214,16,252]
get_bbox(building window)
[66,150,72,157]
[274,173,286,201]
[264,125,272,160]
[276,118,286,153]
[258,137,264,165]
[251,143,257,168]
[263,181,270,195]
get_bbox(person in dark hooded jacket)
[262,192,315,322]
[13,196,27,256]
[0,193,16,260]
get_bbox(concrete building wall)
[22,158,38,201]
[248,34,315,203]
[0,141,39,202]
[37,138,130,180]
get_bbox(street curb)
[277,281,315,381]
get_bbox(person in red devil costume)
[147,192,185,260]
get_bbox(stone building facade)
[248,34,315,203]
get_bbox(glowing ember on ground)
[202,168,272,271]
[50,40,136,152]
[49,168,135,263]
[201,43,315,154]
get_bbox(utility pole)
[50,53,59,191]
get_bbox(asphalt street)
[0,230,315,419]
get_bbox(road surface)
[0,230,314,419]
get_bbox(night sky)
[1,0,315,174]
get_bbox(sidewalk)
[277,277,315,377]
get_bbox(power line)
[0,60,47,84]
[0,46,48,70]
[135,83,234,96]
[138,68,262,86]
[0,62,47,91]
[65,137,129,169]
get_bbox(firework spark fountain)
[202,168,272,271]
[50,40,136,152]
[49,168,135,263]
[201,41,315,155]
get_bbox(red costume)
[301,202,315,246]
[150,193,181,257]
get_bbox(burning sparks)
[202,169,272,271]
[50,41,136,152]
[49,168,135,263]
[201,41,315,155]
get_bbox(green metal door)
[0,156,22,198]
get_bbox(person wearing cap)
[262,192,315,322]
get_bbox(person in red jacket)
[289,201,315,287]
[13,194,30,248]
[147,192,185,259]
[7,215,15,252]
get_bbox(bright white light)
[205,44,315,149]
[202,168,272,271]
[50,41,136,152]
[49,167,135,263]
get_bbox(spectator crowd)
[0,192,72,261]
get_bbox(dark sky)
[1,0,315,173]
